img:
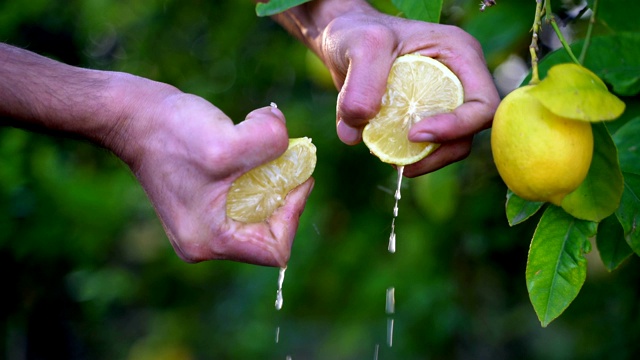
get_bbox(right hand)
[107,77,314,267]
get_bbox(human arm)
[0,43,313,267]
[270,0,500,177]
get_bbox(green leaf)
[462,1,532,69]
[529,63,625,122]
[613,116,640,175]
[561,123,623,222]
[586,0,640,33]
[525,33,640,97]
[526,206,597,327]
[391,0,442,23]
[601,70,640,97]
[596,215,632,271]
[615,172,640,256]
[506,190,544,226]
[255,0,311,17]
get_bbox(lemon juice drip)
[275,266,287,310]
[388,166,404,253]
[386,287,396,347]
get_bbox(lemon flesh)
[363,54,464,165]
[226,137,316,223]
[491,86,593,205]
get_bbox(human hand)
[0,43,312,267]
[314,7,500,177]
[108,77,313,267]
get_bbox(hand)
[0,43,313,267]
[319,11,499,177]
[107,77,314,267]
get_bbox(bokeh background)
[2,0,640,359]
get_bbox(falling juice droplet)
[387,318,395,347]
[388,166,404,253]
[275,326,280,343]
[275,266,287,310]
[385,287,395,314]
[386,287,396,347]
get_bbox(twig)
[529,0,545,84]
[544,0,581,65]
[579,0,598,63]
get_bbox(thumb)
[231,106,289,172]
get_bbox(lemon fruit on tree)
[491,85,593,205]
[363,54,464,165]
[226,137,316,223]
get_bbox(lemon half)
[226,137,316,223]
[362,54,464,165]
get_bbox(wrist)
[100,72,181,169]
[273,0,374,55]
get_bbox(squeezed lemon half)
[226,137,316,223]
[362,54,464,165]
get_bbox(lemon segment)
[226,137,316,223]
[363,54,464,165]
[491,85,593,205]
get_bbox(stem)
[544,0,580,65]
[528,0,544,84]
[579,0,598,63]
[549,17,581,65]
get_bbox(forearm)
[0,43,178,164]
[0,43,121,143]
[271,0,374,56]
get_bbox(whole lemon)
[491,85,593,205]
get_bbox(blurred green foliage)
[2,0,640,359]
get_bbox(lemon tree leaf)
[391,0,442,23]
[462,0,531,68]
[255,0,311,16]
[561,123,623,222]
[529,64,625,122]
[586,0,640,33]
[526,205,596,327]
[596,215,633,271]
[505,190,544,226]
[611,118,640,255]
[526,33,640,97]
[615,172,640,256]
[601,70,640,97]
[613,116,640,175]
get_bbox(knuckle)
[339,91,379,122]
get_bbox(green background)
[2,0,639,358]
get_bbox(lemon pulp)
[363,54,464,165]
[226,137,316,223]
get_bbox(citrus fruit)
[491,85,593,205]
[362,53,464,165]
[226,137,316,223]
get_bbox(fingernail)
[270,105,286,123]
[337,120,361,145]
[410,132,437,142]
